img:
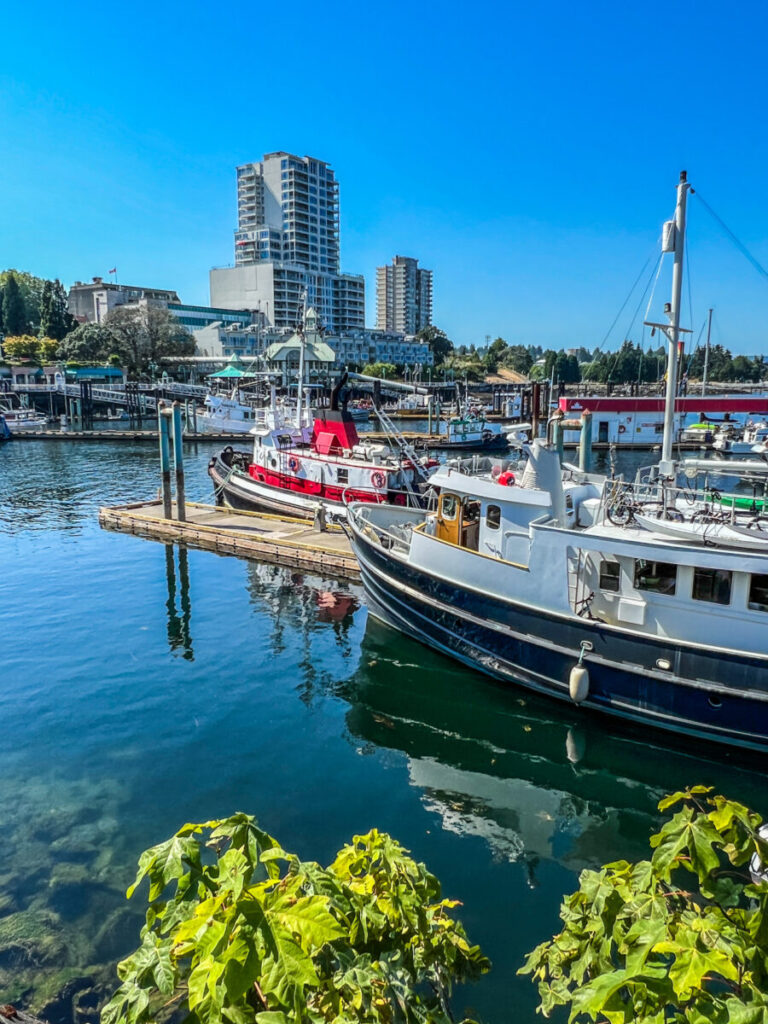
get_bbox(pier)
[99,500,360,580]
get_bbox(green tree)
[500,344,533,375]
[40,278,77,341]
[416,326,453,366]
[104,305,195,377]
[60,322,117,363]
[2,334,40,361]
[361,361,398,378]
[2,273,28,335]
[483,337,509,373]
[103,816,489,1024]
[0,269,47,331]
[521,786,768,1024]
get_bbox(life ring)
[618,425,627,434]
[371,471,386,489]
[497,471,516,486]
[288,456,300,472]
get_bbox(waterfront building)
[210,152,365,333]
[67,278,181,323]
[166,303,253,332]
[376,256,432,334]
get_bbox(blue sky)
[2,0,768,353]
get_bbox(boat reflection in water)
[341,618,768,877]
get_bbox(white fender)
[569,665,589,704]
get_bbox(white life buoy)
[288,456,300,472]
[371,471,386,489]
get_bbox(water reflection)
[164,545,193,661]
[340,618,768,874]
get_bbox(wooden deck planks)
[98,500,360,580]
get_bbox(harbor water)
[1,438,766,1023]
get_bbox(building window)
[337,467,349,484]
[692,567,732,605]
[634,560,677,595]
[599,560,621,592]
[486,504,501,530]
[748,574,768,612]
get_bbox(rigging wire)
[693,191,768,284]
[595,246,659,354]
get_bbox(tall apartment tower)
[210,152,364,332]
[376,256,433,334]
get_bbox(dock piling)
[158,405,173,519]
[172,402,186,522]
[579,411,593,472]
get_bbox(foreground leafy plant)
[520,787,768,1022]
[102,815,489,1024]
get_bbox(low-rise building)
[67,278,181,323]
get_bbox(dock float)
[99,500,360,580]
[9,430,247,442]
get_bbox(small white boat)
[0,404,49,430]
[633,512,768,551]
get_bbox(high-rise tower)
[210,152,364,332]
[375,256,432,334]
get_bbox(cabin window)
[634,559,677,595]
[486,504,501,530]
[692,567,732,605]
[599,560,620,592]
[748,574,768,612]
[337,467,349,484]
[441,494,458,520]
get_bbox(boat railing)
[599,473,768,528]
[351,504,421,554]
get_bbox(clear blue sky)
[2,0,768,354]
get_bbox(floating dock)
[8,430,247,442]
[99,500,360,580]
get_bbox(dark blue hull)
[349,525,768,752]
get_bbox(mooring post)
[579,410,593,472]
[427,395,433,435]
[552,419,564,462]
[158,404,173,519]
[192,400,198,434]
[172,401,186,522]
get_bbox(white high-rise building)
[376,255,433,334]
[210,152,365,333]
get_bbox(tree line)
[0,269,194,375]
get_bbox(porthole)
[708,695,722,709]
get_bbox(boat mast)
[659,170,691,476]
[701,307,713,396]
[296,288,308,425]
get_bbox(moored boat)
[208,374,438,520]
[345,171,768,751]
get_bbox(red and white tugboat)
[208,374,438,520]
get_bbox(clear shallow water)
[1,439,767,1023]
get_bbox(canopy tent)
[207,355,261,379]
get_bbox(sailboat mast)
[660,170,691,474]
[701,307,713,396]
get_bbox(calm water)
[1,438,766,1023]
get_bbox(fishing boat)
[0,400,48,430]
[713,420,768,455]
[346,171,768,751]
[433,407,509,450]
[208,373,438,520]
[199,390,268,434]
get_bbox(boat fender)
[288,456,300,472]
[371,471,386,489]
[569,665,589,703]
[497,471,516,486]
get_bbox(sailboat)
[345,172,768,751]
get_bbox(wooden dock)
[99,500,360,580]
[9,430,247,442]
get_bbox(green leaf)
[267,894,345,949]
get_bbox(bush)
[103,816,489,1024]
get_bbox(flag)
[108,267,117,274]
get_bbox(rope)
[595,247,658,353]
[693,191,768,284]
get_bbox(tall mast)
[659,170,691,476]
[701,307,713,396]
[296,288,307,422]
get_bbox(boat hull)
[347,517,768,751]
[208,452,344,519]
